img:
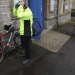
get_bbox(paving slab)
[33,30,70,52]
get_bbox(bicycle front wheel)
[0,46,4,63]
[14,32,22,48]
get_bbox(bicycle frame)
[0,31,9,53]
[0,20,22,63]
[0,21,17,53]
[0,30,14,51]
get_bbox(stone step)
[33,30,70,52]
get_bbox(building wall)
[0,0,28,33]
[0,0,72,32]
[44,0,71,30]
[72,0,75,9]
[71,0,75,16]
[0,0,11,32]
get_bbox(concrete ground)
[33,30,70,52]
[0,18,75,75]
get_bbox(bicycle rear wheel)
[14,32,22,48]
[0,46,4,63]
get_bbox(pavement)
[0,18,75,75]
[33,30,70,52]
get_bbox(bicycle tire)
[14,32,22,48]
[0,46,4,63]
[14,32,32,48]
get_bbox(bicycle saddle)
[4,25,12,30]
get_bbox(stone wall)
[71,0,75,16]
[0,0,12,33]
[0,0,72,31]
[72,0,75,9]
[44,13,71,30]
[0,0,20,34]
[44,0,71,30]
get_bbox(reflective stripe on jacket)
[13,6,33,36]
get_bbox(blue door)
[28,0,44,40]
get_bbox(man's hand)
[15,3,19,9]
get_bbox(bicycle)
[0,20,21,63]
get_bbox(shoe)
[22,59,30,65]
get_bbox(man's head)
[19,1,26,9]
[18,1,25,6]
[15,1,26,9]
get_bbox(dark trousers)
[21,35,31,59]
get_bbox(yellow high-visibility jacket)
[13,6,33,36]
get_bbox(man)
[13,1,33,65]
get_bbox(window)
[64,0,70,13]
[58,0,71,15]
[58,0,64,14]
[50,0,55,12]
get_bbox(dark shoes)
[22,59,30,65]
